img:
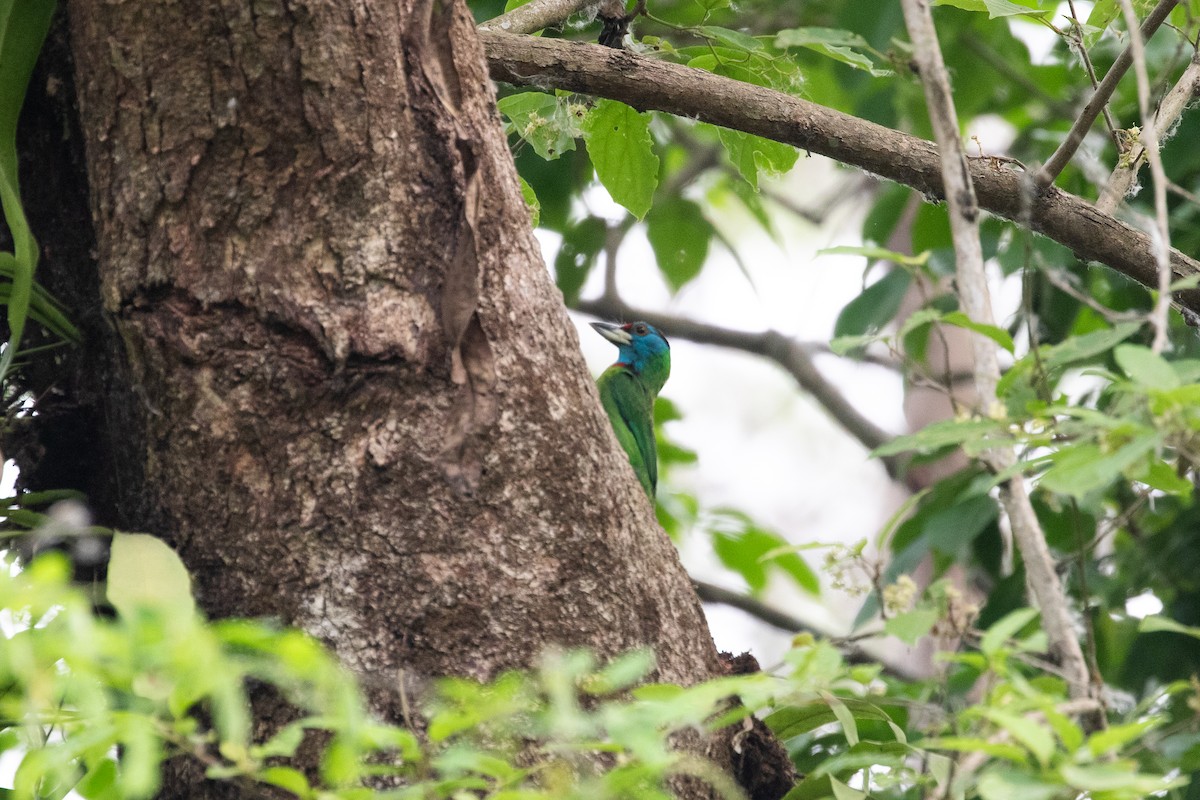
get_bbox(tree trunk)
[19,0,728,793]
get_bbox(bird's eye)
[634,323,648,335]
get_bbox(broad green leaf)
[977,766,1063,800]
[497,92,581,161]
[717,127,798,190]
[1039,434,1159,499]
[107,532,197,619]
[581,100,658,219]
[977,708,1055,766]
[260,767,312,797]
[1042,321,1141,370]
[697,25,763,51]
[646,197,713,292]
[1115,343,1180,390]
[884,607,939,644]
[924,493,998,556]
[775,27,891,76]
[1131,458,1192,495]
[834,269,912,339]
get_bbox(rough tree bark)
[13,1,747,796]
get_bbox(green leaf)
[645,197,713,292]
[822,692,859,746]
[0,0,56,388]
[581,100,659,220]
[717,127,798,190]
[980,607,1039,655]
[1059,762,1186,794]
[871,418,1009,458]
[1139,615,1200,639]
[107,532,197,619]
[1039,434,1159,499]
[834,269,912,339]
[775,27,891,76]
[1042,322,1141,370]
[260,767,312,798]
[1114,344,1180,390]
[884,608,939,644]
[977,766,1063,800]
[554,217,607,305]
[977,708,1055,766]
[1087,718,1160,757]
[941,311,1015,354]
[517,176,540,228]
[933,0,1050,17]
[712,518,818,595]
[1131,458,1192,496]
[697,25,763,51]
[497,92,581,161]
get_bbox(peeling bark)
[20,1,732,795]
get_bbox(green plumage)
[591,321,671,499]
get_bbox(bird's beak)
[591,321,632,346]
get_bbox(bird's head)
[591,320,670,372]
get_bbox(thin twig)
[901,0,1093,704]
[691,579,922,679]
[1065,0,1123,148]
[1115,0,1175,353]
[573,296,905,478]
[478,0,596,34]
[1035,0,1179,188]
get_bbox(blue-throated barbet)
[591,321,671,498]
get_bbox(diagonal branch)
[1034,0,1179,187]
[480,32,1200,315]
[573,295,905,479]
[691,580,923,680]
[901,0,1092,704]
[478,0,596,34]
[1098,50,1200,213]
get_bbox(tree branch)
[480,32,1200,314]
[901,0,1092,703]
[1097,50,1200,213]
[1034,0,1179,187]
[478,0,596,34]
[692,580,922,680]
[573,295,906,480]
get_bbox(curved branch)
[573,295,906,479]
[481,32,1200,314]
